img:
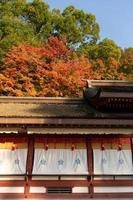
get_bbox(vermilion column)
[24,135,35,198]
[86,136,93,198]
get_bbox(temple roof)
[83,80,133,112]
[0,97,94,118]
[0,80,132,129]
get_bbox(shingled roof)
[0,97,95,118]
[83,80,133,112]
[0,80,132,130]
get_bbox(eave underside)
[0,117,132,126]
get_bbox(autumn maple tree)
[0,36,92,96]
[0,0,132,97]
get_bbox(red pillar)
[86,136,93,198]
[24,135,35,198]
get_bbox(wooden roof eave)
[100,92,133,98]
[86,80,133,87]
[83,87,133,99]
[0,117,132,127]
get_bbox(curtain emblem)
[118,158,124,165]
[40,159,47,165]
[101,158,107,164]
[58,159,64,166]
[75,158,81,165]
[14,159,19,165]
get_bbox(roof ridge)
[0,97,85,104]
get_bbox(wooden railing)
[0,174,132,198]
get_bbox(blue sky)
[45,0,133,49]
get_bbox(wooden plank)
[93,180,133,186]
[86,80,133,87]
[0,117,132,126]
[27,193,90,199]
[86,136,93,197]
[28,128,133,135]
[26,136,35,174]
[0,193,25,199]
[25,135,35,197]
[93,192,133,198]
[0,96,84,104]
[100,92,133,98]
[0,180,25,186]
[29,180,90,187]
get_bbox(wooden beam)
[93,193,133,198]
[101,92,133,98]
[86,136,93,197]
[0,117,132,126]
[0,194,25,199]
[86,80,133,87]
[28,193,91,199]
[130,137,133,171]
[0,180,25,186]
[0,96,83,104]
[93,179,133,186]
[29,180,90,187]
[25,135,35,198]
[26,135,34,174]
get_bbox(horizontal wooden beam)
[0,180,25,186]
[28,127,133,135]
[93,179,133,186]
[29,180,90,187]
[101,92,133,98]
[93,193,133,198]
[86,80,133,87]
[0,117,132,127]
[0,96,83,104]
[0,194,25,199]
[27,193,91,199]
[0,179,133,187]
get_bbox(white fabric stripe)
[0,149,27,174]
[33,149,88,174]
[94,186,133,193]
[93,149,133,174]
[30,187,46,193]
[72,187,89,193]
[0,187,24,193]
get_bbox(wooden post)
[130,136,133,166]
[24,135,35,198]
[86,136,93,198]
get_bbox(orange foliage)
[91,57,125,80]
[0,37,92,96]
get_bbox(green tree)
[24,0,52,40]
[0,0,39,62]
[0,0,100,61]
[25,2,100,48]
[51,6,100,48]
[78,39,123,80]
[78,38,121,61]
[97,38,121,60]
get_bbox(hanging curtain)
[93,138,133,175]
[33,148,88,175]
[0,143,27,174]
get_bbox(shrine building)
[0,80,132,199]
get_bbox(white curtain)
[33,149,88,174]
[93,149,133,175]
[0,149,27,174]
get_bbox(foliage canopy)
[0,0,132,97]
